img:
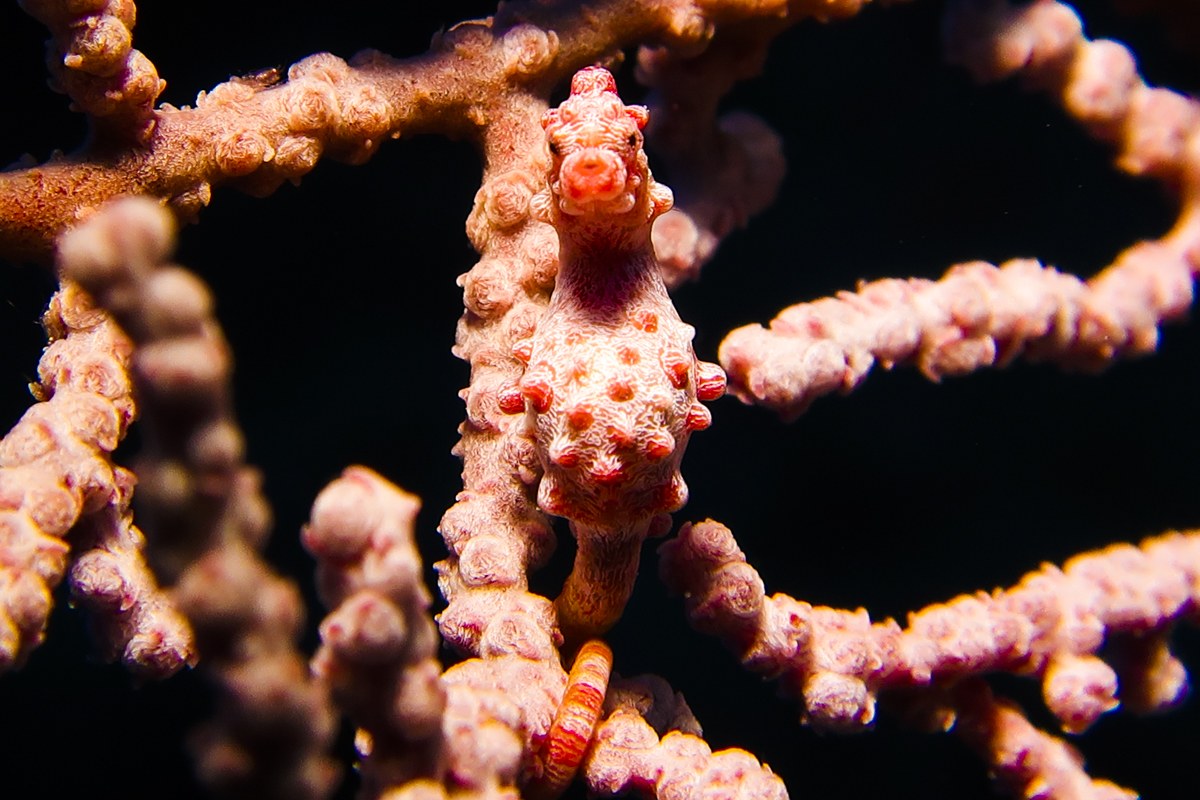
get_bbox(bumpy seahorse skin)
[505,67,725,639]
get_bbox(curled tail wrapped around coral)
[500,67,726,642]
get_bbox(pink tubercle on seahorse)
[503,67,725,642]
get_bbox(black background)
[2,1,1199,798]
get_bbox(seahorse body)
[520,256,718,527]
[507,67,724,640]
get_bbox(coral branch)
[19,0,165,143]
[720,249,1196,418]
[951,679,1136,800]
[638,17,789,286]
[59,196,338,798]
[61,197,270,582]
[0,278,192,675]
[660,519,1199,737]
[0,0,884,263]
[306,466,447,797]
[586,708,787,799]
[436,88,560,659]
[66,466,196,676]
[721,0,1200,418]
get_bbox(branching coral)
[1,1,1199,799]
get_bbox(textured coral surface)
[1,1,1199,799]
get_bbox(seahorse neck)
[553,230,664,318]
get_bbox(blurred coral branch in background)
[1,1,1199,798]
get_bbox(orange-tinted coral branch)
[1,0,883,264]
[19,0,165,143]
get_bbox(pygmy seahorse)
[502,67,725,642]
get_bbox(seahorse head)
[535,67,673,225]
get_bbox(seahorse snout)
[559,147,630,210]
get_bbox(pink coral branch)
[659,518,1198,740]
[0,273,193,675]
[19,0,165,144]
[720,0,1200,419]
[586,709,788,800]
[638,18,790,287]
[720,248,1196,418]
[585,673,787,798]
[306,466,448,797]
[950,679,1138,800]
[59,196,338,798]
